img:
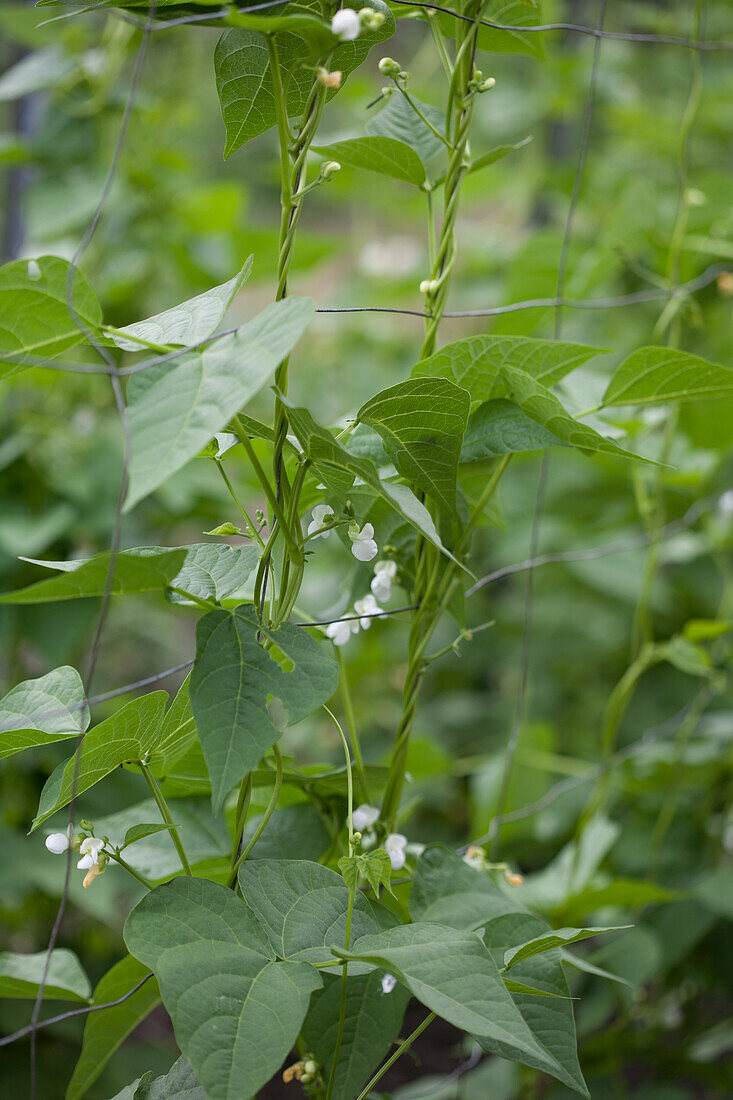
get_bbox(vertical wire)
[27,9,156,1096]
[489,0,608,857]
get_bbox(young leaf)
[602,346,733,407]
[133,1057,205,1100]
[366,90,446,165]
[146,677,197,777]
[189,607,339,814]
[468,136,532,176]
[66,955,161,1100]
[0,666,87,761]
[31,692,168,830]
[237,859,397,963]
[357,376,470,513]
[302,971,410,1100]
[282,399,463,566]
[124,297,314,509]
[460,398,568,461]
[110,257,253,351]
[335,923,570,1078]
[0,255,102,376]
[0,948,90,1001]
[314,136,426,185]
[124,877,321,1100]
[412,334,608,404]
[121,823,178,849]
[503,926,629,970]
[216,0,394,156]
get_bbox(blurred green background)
[1,0,732,1095]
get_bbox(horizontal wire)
[0,974,154,1049]
[2,264,725,378]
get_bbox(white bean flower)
[719,489,733,517]
[352,803,380,832]
[349,522,378,562]
[45,824,74,855]
[381,973,397,995]
[77,836,107,889]
[385,832,408,870]
[331,7,361,40]
[326,617,359,647]
[371,560,397,602]
[354,593,383,629]
[307,504,334,539]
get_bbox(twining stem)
[337,650,371,803]
[354,1012,436,1100]
[232,419,301,563]
[229,771,252,865]
[139,762,192,876]
[215,460,266,550]
[228,745,283,886]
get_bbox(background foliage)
[1,0,732,1096]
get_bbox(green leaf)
[282,399,462,566]
[460,398,567,461]
[216,0,394,156]
[121,823,178,849]
[357,377,470,513]
[314,136,425,185]
[190,606,339,813]
[302,971,410,1100]
[32,692,168,830]
[134,1056,205,1100]
[335,923,569,1077]
[0,546,188,604]
[237,859,397,964]
[0,255,102,377]
[412,334,608,405]
[410,845,523,930]
[602,346,733,407]
[241,802,330,862]
[0,948,90,1001]
[559,950,633,987]
[468,136,532,176]
[124,877,321,1100]
[66,955,161,1100]
[366,90,445,165]
[503,979,574,999]
[0,666,87,761]
[165,543,260,604]
[125,297,314,509]
[147,677,197,777]
[226,10,337,52]
[338,848,393,896]
[503,926,628,970]
[111,258,253,351]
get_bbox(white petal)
[374,560,397,579]
[387,846,406,870]
[45,832,70,855]
[331,8,361,39]
[351,539,378,562]
[359,523,374,541]
[77,854,94,869]
[312,504,334,524]
[385,832,407,851]
[352,804,380,832]
[381,973,397,995]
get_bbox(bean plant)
[0,1,731,1098]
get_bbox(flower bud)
[504,870,524,887]
[303,1061,318,1077]
[378,57,402,77]
[316,67,343,90]
[321,160,342,180]
[359,6,385,30]
[420,278,440,295]
[79,819,94,832]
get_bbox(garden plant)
[0,0,732,1098]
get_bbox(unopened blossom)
[45,824,74,855]
[352,803,380,832]
[381,973,397,995]
[331,8,361,40]
[307,504,334,539]
[504,870,524,887]
[371,560,397,602]
[316,67,342,90]
[354,593,383,629]
[385,832,408,870]
[349,522,378,562]
[326,617,359,647]
[463,845,486,870]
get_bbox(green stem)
[230,772,253,866]
[228,745,283,886]
[139,762,192,876]
[215,461,266,551]
[233,420,302,563]
[354,1013,436,1100]
[108,850,154,889]
[337,650,371,803]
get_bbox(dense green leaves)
[124,877,321,1100]
[461,398,567,460]
[0,666,87,761]
[216,0,394,156]
[283,400,460,562]
[357,377,470,512]
[602,346,733,406]
[0,255,102,375]
[190,607,338,813]
[32,692,168,829]
[237,859,395,963]
[412,334,607,402]
[125,297,314,509]
[66,955,160,1100]
[111,258,253,351]
[315,136,426,185]
[0,948,90,1001]
[146,678,197,776]
[302,971,410,1100]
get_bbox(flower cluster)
[45,823,109,888]
[330,6,384,42]
[351,803,408,870]
[326,593,384,647]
